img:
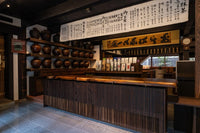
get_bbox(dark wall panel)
[4,34,13,99]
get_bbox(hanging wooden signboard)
[102,30,180,50]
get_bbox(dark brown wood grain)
[195,0,200,98]
[43,79,167,133]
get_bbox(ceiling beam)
[33,0,100,23]
[40,0,149,32]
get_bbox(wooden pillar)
[195,0,200,98]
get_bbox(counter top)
[54,75,177,88]
[55,75,77,80]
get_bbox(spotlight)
[6,4,10,8]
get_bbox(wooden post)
[195,0,200,98]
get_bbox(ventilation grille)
[0,15,13,23]
[0,14,21,27]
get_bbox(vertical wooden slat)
[195,0,200,98]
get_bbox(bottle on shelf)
[121,58,125,71]
[131,63,135,72]
[113,59,117,71]
[96,60,102,71]
[106,58,111,72]
[131,57,137,72]
[96,61,99,71]
[117,58,121,71]
[110,61,114,71]
[125,57,130,71]
[135,59,143,72]
[126,62,131,71]
[102,58,106,71]
[98,60,102,71]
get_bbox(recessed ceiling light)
[6,4,10,8]
[86,8,91,13]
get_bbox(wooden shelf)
[27,38,96,53]
[26,68,96,76]
[70,57,96,61]
[26,53,52,58]
[92,71,143,75]
[26,68,49,71]
[26,53,96,61]
[26,68,95,71]
[26,68,65,71]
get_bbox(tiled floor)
[0,100,138,133]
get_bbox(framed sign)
[102,30,180,50]
[11,39,26,54]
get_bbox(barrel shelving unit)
[26,38,96,75]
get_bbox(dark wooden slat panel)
[44,79,167,133]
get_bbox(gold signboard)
[102,30,180,50]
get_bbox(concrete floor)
[0,99,185,133]
[0,99,138,133]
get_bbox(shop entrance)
[0,35,5,98]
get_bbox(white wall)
[13,35,19,101]
[91,45,100,68]
[26,24,47,39]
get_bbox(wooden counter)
[44,75,176,133]
[56,75,177,88]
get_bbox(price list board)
[60,0,189,42]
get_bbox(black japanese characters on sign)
[60,0,189,42]
[160,33,170,43]
[102,30,180,50]
[150,36,157,44]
